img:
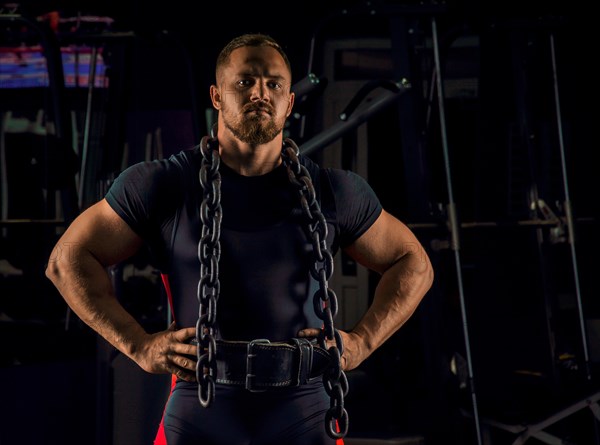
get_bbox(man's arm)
[46,198,197,381]
[299,209,434,371]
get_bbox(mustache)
[243,103,273,115]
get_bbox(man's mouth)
[246,105,272,116]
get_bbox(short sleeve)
[326,169,382,247]
[105,158,183,264]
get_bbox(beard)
[222,103,284,145]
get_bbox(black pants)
[161,379,342,445]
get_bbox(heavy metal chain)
[281,138,349,439]
[195,134,349,439]
[196,130,222,407]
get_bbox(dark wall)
[1,1,598,445]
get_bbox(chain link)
[196,130,222,408]
[281,138,349,439]
[195,134,348,438]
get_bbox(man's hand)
[297,327,362,372]
[133,322,198,382]
[298,210,433,376]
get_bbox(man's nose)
[250,82,269,102]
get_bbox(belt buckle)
[245,339,270,392]
[292,337,314,386]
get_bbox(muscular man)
[46,33,433,445]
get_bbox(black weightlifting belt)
[210,338,331,391]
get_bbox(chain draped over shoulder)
[195,130,349,439]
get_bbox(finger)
[163,355,197,382]
[172,326,197,342]
[171,354,197,372]
[170,342,198,357]
[170,366,196,382]
[341,354,348,371]
[297,328,321,338]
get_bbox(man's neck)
[217,133,284,177]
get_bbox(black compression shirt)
[105,145,382,341]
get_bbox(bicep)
[344,209,426,275]
[55,199,144,267]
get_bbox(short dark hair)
[215,33,292,83]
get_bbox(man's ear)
[210,85,221,110]
[286,92,295,118]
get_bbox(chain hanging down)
[195,133,349,439]
[196,129,222,407]
[281,138,349,439]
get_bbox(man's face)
[212,46,294,145]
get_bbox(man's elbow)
[424,259,434,292]
[45,254,63,286]
[45,244,72,287]
[415,251,434,295]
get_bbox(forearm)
[346,252,433,369]
[46,244,148,359]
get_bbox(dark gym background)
[1,1,598,444]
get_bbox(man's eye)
[237,79,252,87]
[268,81,282,90]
